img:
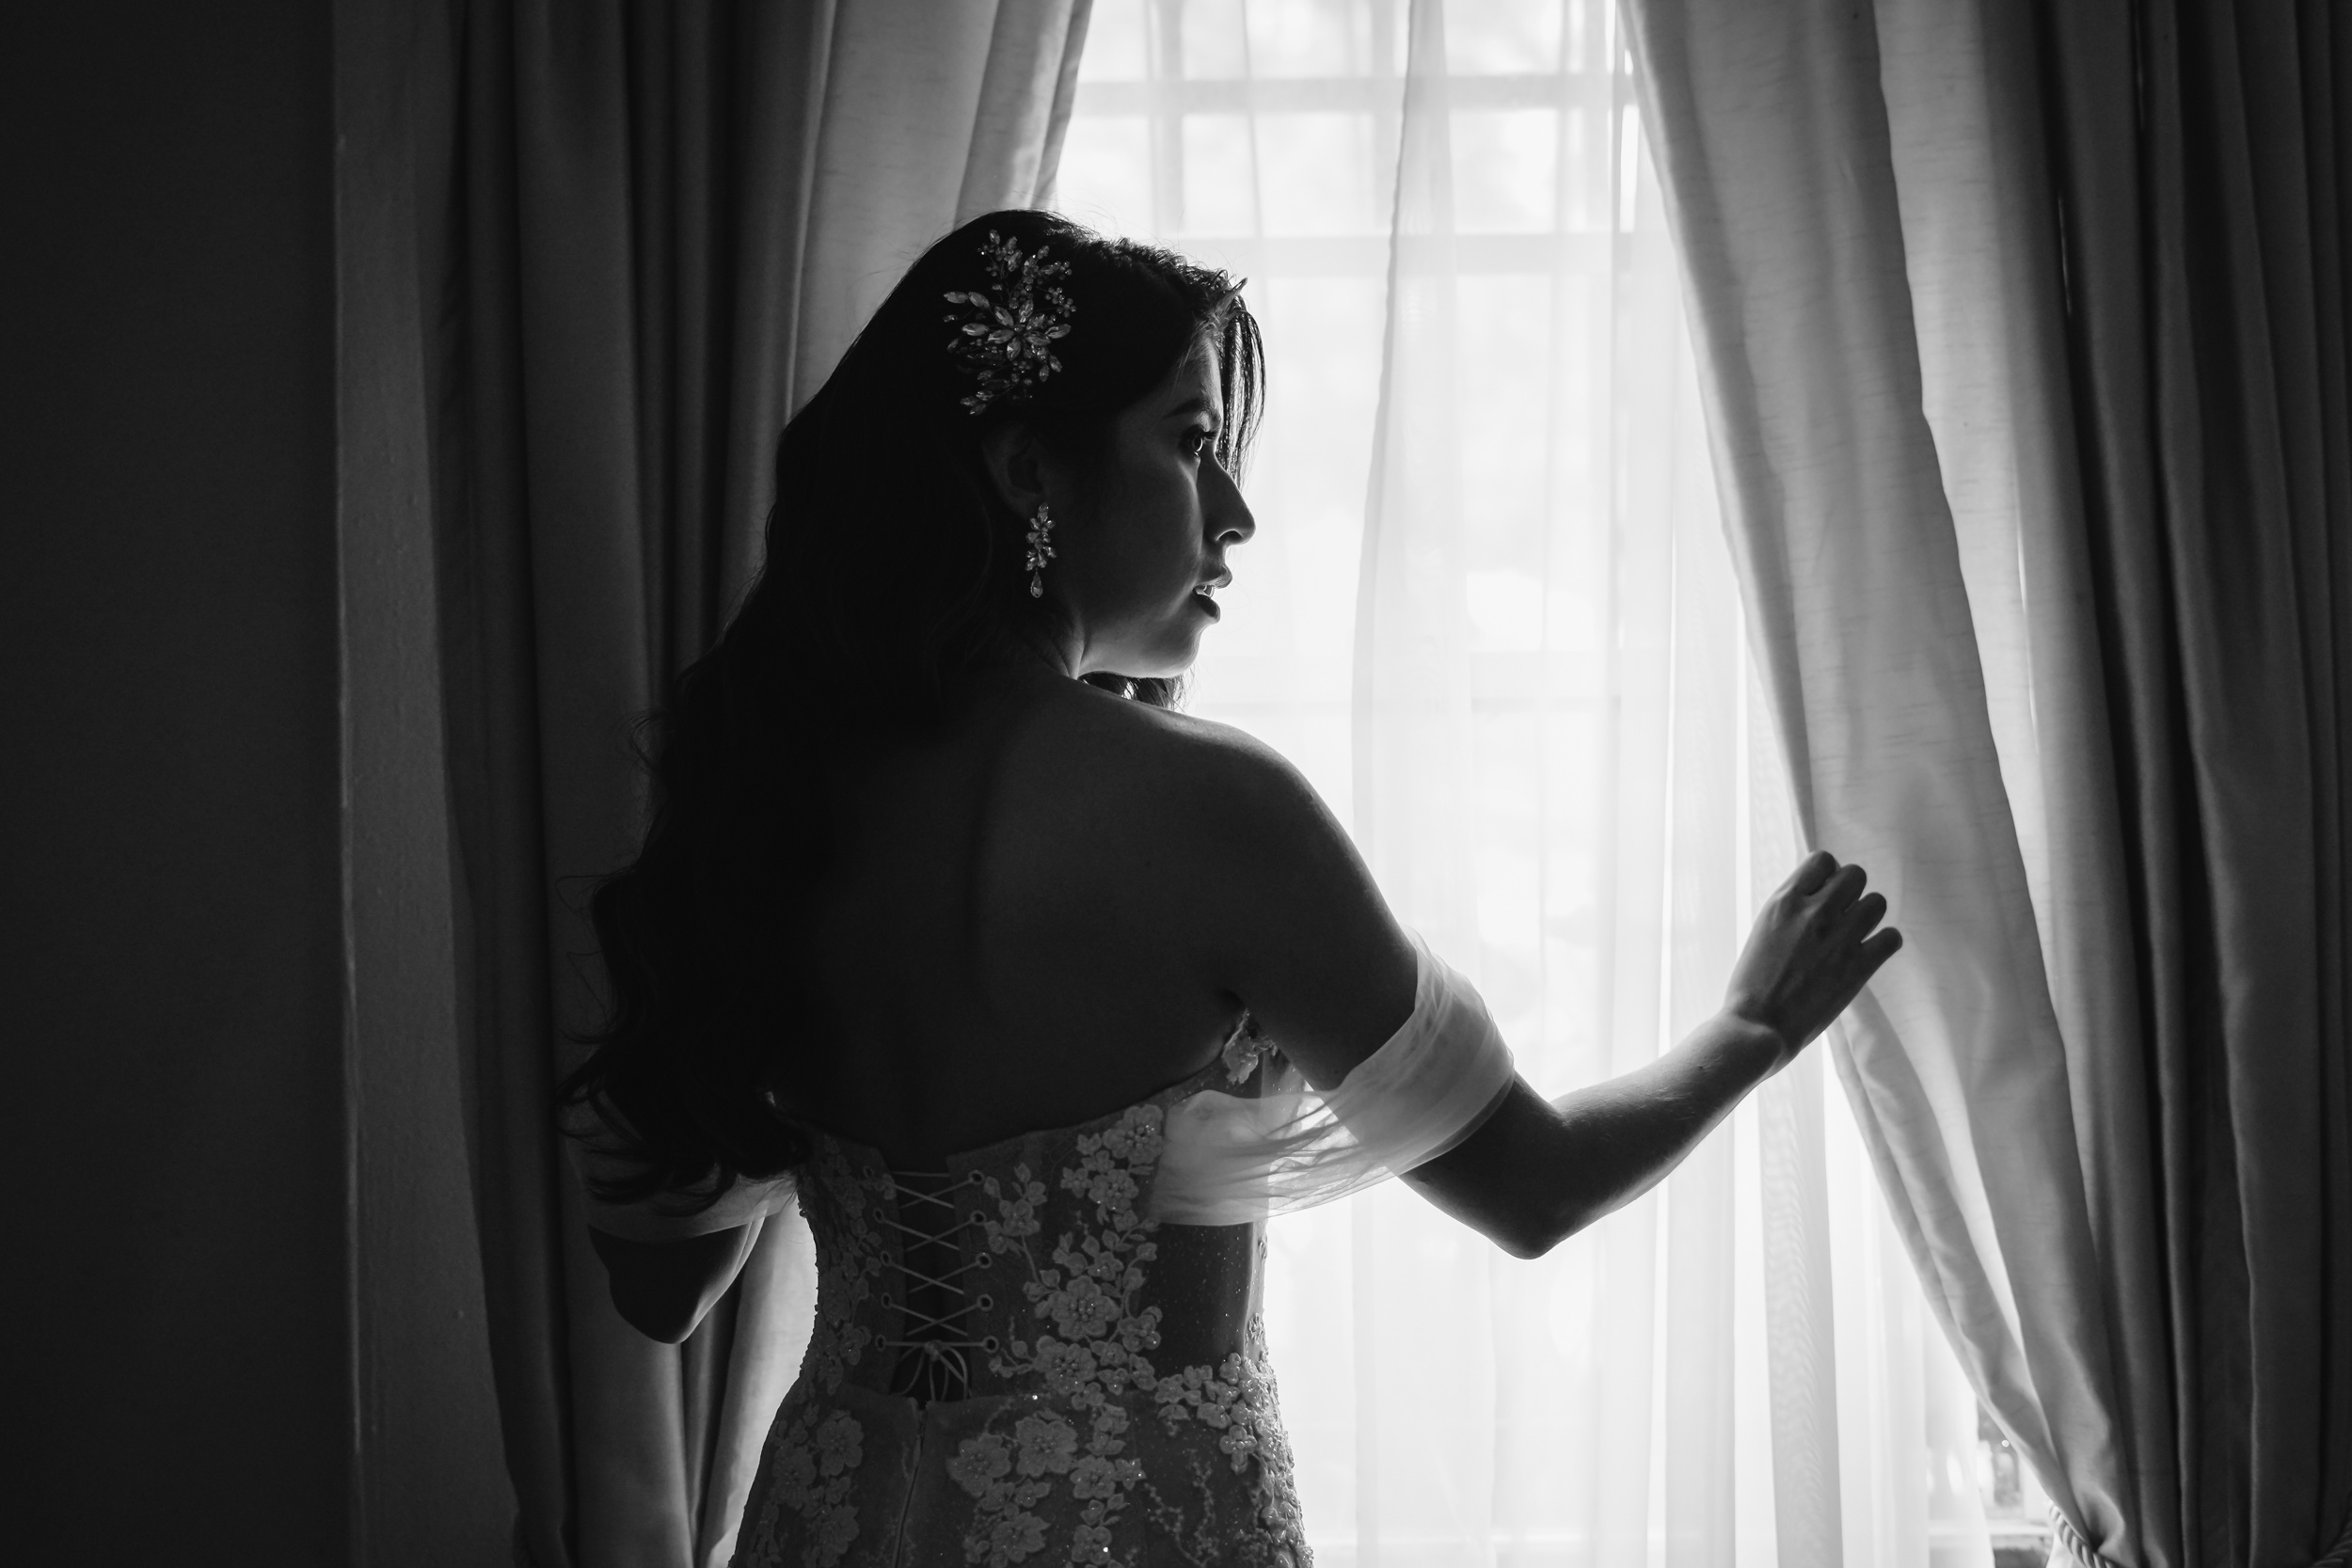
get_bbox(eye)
[1184,425,1216,459]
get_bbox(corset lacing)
[875,1168,994,1403]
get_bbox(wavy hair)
[559,210,1265,1209]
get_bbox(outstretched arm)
[1185,727,1899,1259]
[1406,850,1899,1257]
[1402,1019,1783,1259]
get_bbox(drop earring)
[1024,502,1057,598]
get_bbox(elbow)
[1495,1202,1601,1261]
[608,1280,707,1344]
[1496,1231,1553,1262]
[587,1223,745,1342]
[1497,1227,1564,1262]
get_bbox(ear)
[978,421,1052,518]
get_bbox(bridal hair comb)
[943,230,1075,415]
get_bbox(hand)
[1722,850,1903,1069]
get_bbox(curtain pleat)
[445,8,577,1560]
[432,4,1091,1561]
[1628,0,2352,1562]
[2033,4,2352,1562]
[1621,1,2131,1552]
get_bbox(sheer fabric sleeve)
[1147,930,1517,1225]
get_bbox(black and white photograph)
[8,3,2349,1566]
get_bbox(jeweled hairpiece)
[943,231,1075,415]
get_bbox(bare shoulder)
[1006,678,1334,858]
[1007,682,1417,1086]
[1001,672,1278,771]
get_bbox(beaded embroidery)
[944,231,1075,416]
[1218,1016,1275,1085]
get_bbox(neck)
[973,623,1081,681]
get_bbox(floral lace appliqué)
[942,1104,1305,1568]
[742,1140,884,1568]
[743,1068,1310,1568]
[1218,1016,1277,1085]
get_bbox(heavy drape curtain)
[429,5,1090,1562]
[1624,0,2352,1565]
[1058,4,1997,1564]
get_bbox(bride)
[564,210,1899,1568]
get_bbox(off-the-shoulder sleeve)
[1147,930,1517,1225]
[568,1115,797,1243]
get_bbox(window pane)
[1452,109,1560,232]
[1445,0,1562,72]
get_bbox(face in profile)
[1037,335,1259,680]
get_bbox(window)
[1059,3,2032,1563]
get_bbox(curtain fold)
[1622,0,2129,1547]
[1057,4,1997,1563]
[2033,5,2352,1563]
[1625,0,2352,1563]
[432,4,1090,1562]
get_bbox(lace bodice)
[734,1022,1309,1568]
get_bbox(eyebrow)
[1163,393,1221,422]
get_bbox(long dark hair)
[559,211,1265,1208]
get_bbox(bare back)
[787,666,1246,1165]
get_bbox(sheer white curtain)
[1620,2,2176,1564]
[1058,3,2002,1564]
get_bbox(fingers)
[1819,862,1868,914]
[1783,850,1867,908]
[1784,848,1839,897]
[1839,890,1889,938]
[1776,851,1903,976]
[1784,853,1887,914]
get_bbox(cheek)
[1093,466,1197,590]
[1147,499,1204,594]
[1143,461,1205,551]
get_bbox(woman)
[565,210,1900,1568]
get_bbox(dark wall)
[1,5,349,1560]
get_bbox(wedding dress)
[732,1028,1307,1568]
[588,934,1517,1568]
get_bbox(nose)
[1206,454,1257,547]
